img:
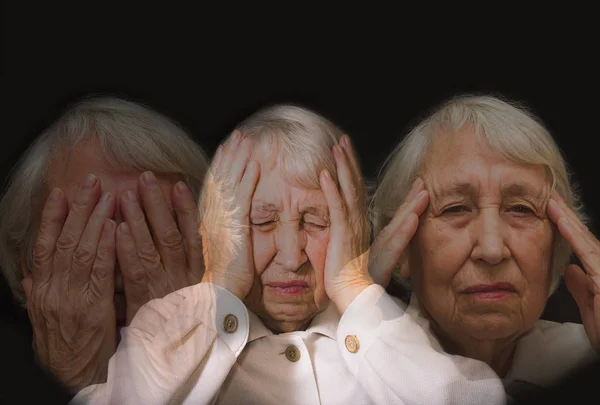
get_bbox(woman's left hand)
[547,190,600,351]
[320,135,373,314]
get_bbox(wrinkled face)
[29,139,182,328]
[407,128,555,342]
[244,147,331,333]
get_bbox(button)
[344,335,360,353]
[223,314,238,333]
[284,345,301,362]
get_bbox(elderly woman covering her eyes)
[71,104,506,405]
[369,95,599,401]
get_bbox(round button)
[344,335,360,353]
[223,314,238,333]
[284,345,301,362]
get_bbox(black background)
[2,4,598,404]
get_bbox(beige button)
[223,314,238,333]
[284,345,301,362]
[344,335,360,353]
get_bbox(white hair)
[198,104,345,275]
[0,96,210,305]
[371,94,586,294]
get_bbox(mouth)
[460,283,517,300]
[265,281,309,295]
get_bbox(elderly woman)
[369,95,599,400]
[0,96,209,392]
[72,104,506,405]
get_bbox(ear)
[20,250,32,302]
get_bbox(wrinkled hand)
[200,131,260,300]
[320,135,372,314]
[368,178,430,288]
[547,190,600,351]
[23,175,117,392]
[116,172,205,324]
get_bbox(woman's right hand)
[200,131,260,300]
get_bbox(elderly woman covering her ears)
[71,104,506,405]
[369,95,599,401]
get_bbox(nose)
[470,208,511,265]
[274,224,308,272]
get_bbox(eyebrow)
[500,182,546,200]
[434,182,478,199]
[433,181,545,201]
[303,205,329,218]
[251,201,279,211]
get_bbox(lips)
[265,281,309,295]
[461,282,517,294]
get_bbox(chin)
[462,316,523,340]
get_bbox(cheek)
[411,220,471,289]
[251,231,276,275]
[509,222,554,291]
[305,232,329,303]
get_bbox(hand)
[368,178,430,288]
[116,172,205,324]
[320,135,372,314]
[547,190,600,351]
[23,174,117,392]
[200,131,260,300]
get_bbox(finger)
[333,144,360,213]
[87,219,116,304]
[369,213,420,286]
[320,169,347,229]
[217,130,243,179]
[553,210,600,278]
[70,192,116,289]
[549,191,590,235]
[139,172,186,281]
[236,160,260,219]
[53,174,102,282]
[565,264,598,347]
[173,181,204,284]
[382,189,429,241]
[227,136,253,187]
[32,188,68,284]
[339,135,362,185]
[405,178,426,203]
[116,222,150,324]
[120,190,167,288]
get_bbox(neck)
[433,325,519,378]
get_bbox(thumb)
[21,276,33,302]
[565,264,599,349]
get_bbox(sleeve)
[70,282,249,405]
[336,284,507,405]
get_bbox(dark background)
[2,4,598,404]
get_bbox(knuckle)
[137,244,162,268]
[124,266,147,285]
[72,243,96,269]
[160,228,184,251]
[55,232,79,253]
[32,239,53,267]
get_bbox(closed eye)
[442,205,470,214]
[302,220,328,230]
[508,204,535,214]
[251,220,276,230]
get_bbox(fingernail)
[118,222,130,236]
[101,192,113,203]
[322,169,331,179]
[339,135,348,148]
[175,181,189,194]
[142,171,157,187]
[82,174,97,189]
[49,188,62,201]
[124,190,137,202]
[232,130,242,141]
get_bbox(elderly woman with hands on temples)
[369,95,599,401]
[72,104,507,405]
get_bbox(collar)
[248,301,340,342]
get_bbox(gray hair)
[0,96,210,305]
[371,94,586,294]
[198,104,345,274]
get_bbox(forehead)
[251,160,326,212]
[47,140,180,197]
[422,128,550,194]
